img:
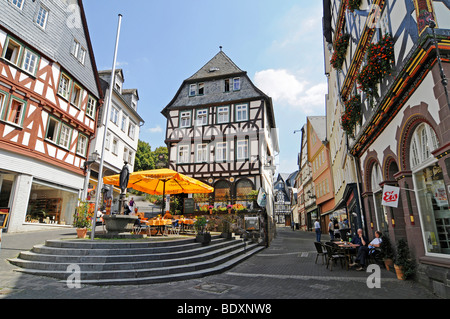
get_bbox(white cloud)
[147,125,163,133]
[254,69,327,115]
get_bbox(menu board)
[184,198,195,215]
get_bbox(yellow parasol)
[103,169,214,211]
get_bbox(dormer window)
[115,81,122,93]
[198,83,205,95]
[233,78,241,91]
[189,83,204,96]
[224,78,240,92]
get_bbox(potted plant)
[220,213,237,239]
[73,200,94,239]
[347,0,362,12]
[194,216,211,245]
[379,234,395,271]
[394,239,416,280]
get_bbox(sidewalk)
[0,227,441,299]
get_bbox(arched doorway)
[214,180,232,205]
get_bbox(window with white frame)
[215,142,227,162]
[236,139,248,160]
[0,92,6,117]
[11,0,24,10]
[77,134,88,157]
[22,49,38,75]
[45,117,60,142]
[5,97,26,126]
[189,84,197,97]
[112,137,118,155]
[110,106,119,125]
[121,114,127,132]
[70,83,82,108]
[105,132,111,150]
[128,121,136,140]
[217,106,229,124]
[71,39,80,58]
[178,145,190,164]
[123,147,129,162]
[3,37,22,65]
[198,83,205,95]
[233,78,241,91]
[78,47,86,65]
[128,150,134,165]
[59,124,72,149]
[195,109,208,126]
[86,96,96,118]
[410,123,440,168]
[58,73,71,100]
[180,111,191,128]
[36,6,49,29]
[236,104,248,122]
[196,144,208,163]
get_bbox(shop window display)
[26,180,78,226]
[410,123,449,255]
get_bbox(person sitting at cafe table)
[351,228,368,246]
[163,211,173,219]
[350,230,382,271]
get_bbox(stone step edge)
[14,246,265,286]
[11,244,263,282]
[9,240,247,270]
[37,238,227,255]
[19,239,242,262]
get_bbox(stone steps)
[8,235,264,286]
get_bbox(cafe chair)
[368,247,383,266]
[324,244,347,271]
[314,242,326,265]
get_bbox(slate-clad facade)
[0,0,103,232]
[163,49,279,239]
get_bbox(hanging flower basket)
[347,0,362,12]
[357,34,395,106]
[330,33,350,70]
[341,94,362,137]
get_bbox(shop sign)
[382,185,400,208]
[257,188,267,208]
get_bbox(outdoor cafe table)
[142,219,172,235]
[176,218,195,233]
[337,243,360,270]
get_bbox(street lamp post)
[82,150,100,201]
[91,14,123,240]
[428,20,450,111]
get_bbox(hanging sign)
[257,188,267,208]
[382,185,400,208]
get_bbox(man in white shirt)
[314,220,321,242]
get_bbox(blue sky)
[83,0,327,174]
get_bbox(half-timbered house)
[323,0,450,296]
[162,49,279,222]
[0,0,103,232]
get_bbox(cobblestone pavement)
[0,227,441,300]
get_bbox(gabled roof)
[187,50,244,82]
[308,116,327,142]
[161,50,277,132]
